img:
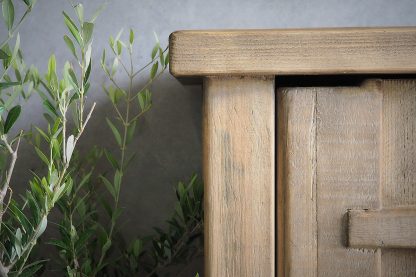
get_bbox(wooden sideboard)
[169,27,416,277]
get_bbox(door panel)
[277,79,416,276]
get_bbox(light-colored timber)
[168,27,416,276]
[203,76,275,277]
[348,208,416,249]
[170,27,416,77]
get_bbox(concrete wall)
[4,0,416,275]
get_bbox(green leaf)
[47,55,58,88]
[164,51,169,67]
[137,89,151,111]
[151,44,159,60]
[9,201,33,233]
[74,3,84,22]
[4,105,21,133]
[150,61,158,79]
[114,170,122,195]
[111,57,118,76]
[102,239,111,253]
[48,54,56,75]
[132,239,142,256]
[83,22,94,45]
[43,99,58,118]
[116,40,122,55]
[67,67,78,89]
[106,118,122,146]
[107,86,124,104]
[0,81,19,90]
[85,58,91,84]
[47,239,69,251]
[63,11,81,45]
[0,49,9,60]
[126,120,136,144]
[35,216,48,239]
[104,149,119,169]
[35,146,49,165]
[2,0,14,30]
[63,35,77,58]
[66,135,75,163]
[100,175,116,199]
[159,47,165,67]
[129,29,134,45]
[22,0,32,6]
[19,260,47,277]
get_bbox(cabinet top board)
[169,27,416,77]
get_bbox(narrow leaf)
[106,118,122,146]
[63,11,81,45]
[35,216,48,239]
[63,35,77,58]
[100,175,116,199]
[83,22,94,45]
[129,29,134,45]
[0,82,19,89]
[2,0,14,30]
[74,3,84,22]
[4,105,21,133]
[150,62,158,79]
[0,49,9,60]
[66,135,75,163]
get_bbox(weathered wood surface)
[203,76,275,277]
[348,208,416,249]
[170,27,416,77]
[278,79,416,276]
[277,88,317,277]
[380,79,416,276]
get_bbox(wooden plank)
[203,76,275,277]
[278,84,383,276]
[316,84,382,276]
[170,27,416,77]
[348,209,416,249]
[277,87,317,277]
[380,79,416,276]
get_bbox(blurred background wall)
[8,0,416,275]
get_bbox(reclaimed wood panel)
[277,88,317,277]
[278,83,383,277]
[203,76,275,277]
[316,85,382,276]
[170,28,416,77]
[380,80,416,276]
[348,208,416,249]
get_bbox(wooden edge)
[169,27,416,77]
[348,208,416,249]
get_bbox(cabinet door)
[277,79,416,277]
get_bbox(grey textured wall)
[7,0,416,275]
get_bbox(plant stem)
[0,132,22,224]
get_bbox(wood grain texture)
[277,88,317,277]
[278,83,382,277]
[170,27,416,77]
[380,79,416,276]
[316,85,382,276]
[348,208,416,249]
[203,76,275,277]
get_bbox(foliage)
[116,174,204,277]
[0,1,204,276]
[0,1,95,276]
